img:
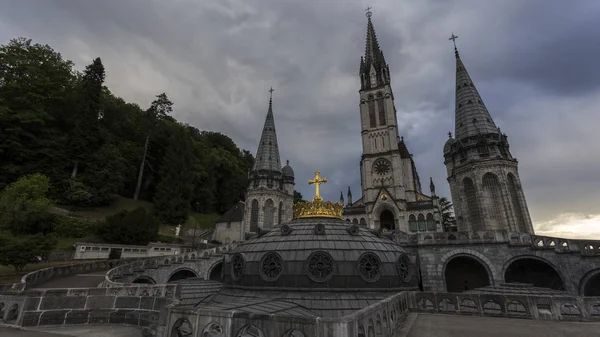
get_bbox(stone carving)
[397,254,411,282]
[438,298,456,311]
[483,300,502,314]
[560,303,581,317]
[6,303,18,321]
[358,252,381,282]
[236,325,265,337]
[281,224,292,236]
[460,298,478,313]
[171,318,193,336]
[589,303,600,317]
[260,252,283,282]
[231,253,245,281]
[418,297,435,310]
[307,251,334,282]
[507,300,527,316]
[203,322,225,337]
[314,223,325,234]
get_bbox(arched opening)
[168,269,198,283]
[132,276,156,284]
[263,199,275,228]
[352,218,359,225]
[408,214,417,232]
[250,199,259,232]
[504,258,565,290]
[445,255,490,292]
[278,201,284,224]
[359,218,367,227]
[380,210,394,230]
[583,271,600,296]
[209,262,223,281]
[463,177,482,230]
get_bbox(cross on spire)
[308,170,328,202]
[449,33,459,52]
[269,87,274,99]
[365,6,372,18]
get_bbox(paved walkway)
[31,271,108,289]
[1,325,141,337]
[397,313,600,336]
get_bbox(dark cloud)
[1,0,599,235]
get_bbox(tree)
[0,233,57,273]
[153,127,195,224]
[293,190,303,204]
[0,174,54,235]
[439,197,457,232]
[99,207,158,245]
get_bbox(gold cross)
[308,170,328,201]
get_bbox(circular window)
[260,252,283,282]
[307,251,335,282]
[314,223,325,234]
[230,253,245,281]
[397,254,411,282]
[281,224,292,236]
[358,252,382,282]
[373,158,391,176]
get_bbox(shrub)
[52,215,98,238]
[99,207,159,245]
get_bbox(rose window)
[307,251,334,282]
[230,253,245,281]
[358,252,381,282]
[260,252,283,282]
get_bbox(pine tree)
[153,127,195,224]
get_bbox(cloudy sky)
[2,0,599,239]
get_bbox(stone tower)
[356,10,438,231]
[244,91,294,233]
[443,45,534,234]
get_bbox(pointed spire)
[452,37,498,140]
[430,177,436,197]
[252,88,282,173]
[360,7,389,89]
[347,186,353,206]
[339,191,344,204]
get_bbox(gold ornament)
[293,170,344,219]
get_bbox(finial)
[401,136,404,141]
[365,6,372,18]
[448,131,453,139]
[286,160,289,165]
[268,87,274,103]
[449,33,459,55]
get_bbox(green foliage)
[439,197,457,232]
[52,215,98,238]
[0,233,57,272]
[99,207,158,245]
[0,174,54,235]
[108,248,121,260]
[293,190,303,204]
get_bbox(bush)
[52,178,94,206]
[99,207,159,245]
[52,215,98,238]
[108,248,122,260]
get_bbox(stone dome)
[282,160,294,178]
[443,137,455,154]
[222,217,417,290]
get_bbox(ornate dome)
[282,160,294,178]
[222,218,417,290]
[443,136,456,154]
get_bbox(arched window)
[345,219,351,223]
[408,215,417,232]
[359,218,367,227]
[508,173,527,232]
[426,213,435,231]
[482,173,505,225]
[352,218,359,225]
[250,199,259,232]
[417,213,426,232]
[278,201,284,224]
[263,199,275,228]
[463,177,482,230]
[377,94,386,126]
[368,95,376,127]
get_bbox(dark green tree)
[293,190,304,204]
[153,127,195,224]
[99,207,158,245]
[82,142,126,205]
[0,233,57,273]
[0,174,54,235]
[439,197,457,232]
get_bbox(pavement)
[0,326,142,337]
[31,271,109,289]
[396,313,600,336]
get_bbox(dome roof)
[282,160,294,178]
[443,137,455,154]
[222,218,417,291]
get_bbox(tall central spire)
[359,8,390,90]
[453,44,498,140]
[252,88,282,173]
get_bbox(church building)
[343,12,441,233]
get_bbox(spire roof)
[454,49,498,140]
[252,90,282,173]
[359,9,390,89]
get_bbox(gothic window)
[417,213,426,232]
[377,95,386,126]
[426,213,435,231]
[250,199,259,232]
[482,173,504,223]
[260,252,283,282]
[171,318,193,336]
[358,252,382,282]
[352,218,359,225]
[263,199,275,228]
[508,173,527,232]
[463,177,482,230]
[408,214,417,232]
[360,218,367,227]
[230,253,245,281]
[307,251,335,282]
[278,201,283,225]
[368,96,377,127]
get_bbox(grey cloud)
[1,0,599,236]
